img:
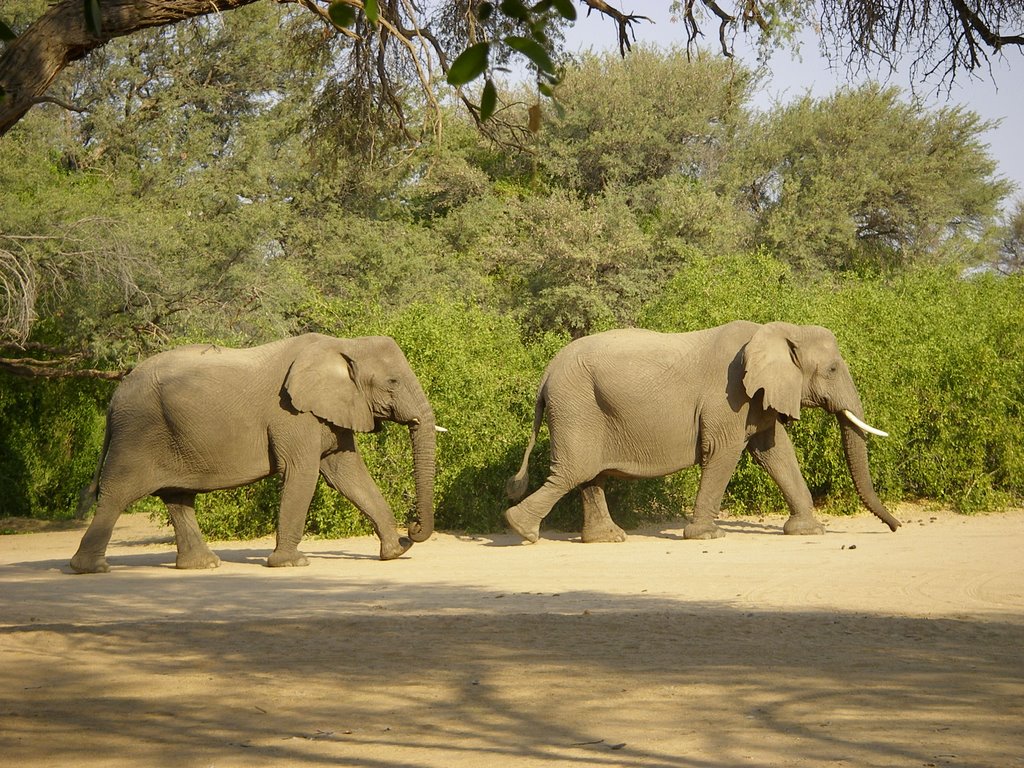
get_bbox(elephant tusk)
[842,410,889,438]
[408,418,446,432]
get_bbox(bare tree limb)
[31,95,89,112]
[951,0,1024,50]
[581,0,653,56]
[0,356,127,380]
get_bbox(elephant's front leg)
[685,439,747,540]
[748,425,824,536]
[161,491,221,569]
[580,478,626,543]
[319,450,412,561]
[268,466,319,567]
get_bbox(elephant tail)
[75,413,112,519]
[505,378,547,502]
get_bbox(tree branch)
[950,0,1024,51]
[31,95,89,112]
[581,0,653,56]
[0,0,261,138]
[0,356,126,380]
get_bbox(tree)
[998,198,1024,274]
[2,1,1022,140]
[533,47,754,196]
[736,83,1010,272]
[0,4,332,368]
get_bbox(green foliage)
[737,84,1011,273]
[537,48,755,196]
[643,254,1024,516]
[439,188,662,338]
[0,376,109,519]
[448,42,491,86]
[3,42,1021,537]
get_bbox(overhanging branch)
[0,0,261,138]
[951,0,1024,51]
[581,0,653,56]
[0,356,126,380]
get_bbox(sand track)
[2,507,1022,767]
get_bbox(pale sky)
[563,7,1024,211]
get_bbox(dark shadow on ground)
[1,567,1021,767]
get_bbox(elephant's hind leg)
[69,488,135,573]
[505,475,578,543]
[161,492,221,569]
[580,479,626,543]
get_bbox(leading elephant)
[70,333,437,573]
[505,321,900,543]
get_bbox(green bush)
[4,263,1021,535]
[640,254,1024,515]
[0,376,110,519]
[186,300,563,538]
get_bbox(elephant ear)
[743,323,803,420]
[284,340,375,432]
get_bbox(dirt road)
[1,507,1022,767]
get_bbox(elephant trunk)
[839,417,901,532]
[406,401,436,543]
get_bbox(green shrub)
[186,300,565,538]
[640,254,1024,516]
[0,376,110,519]
[378,301,567,533]
[4,263,1021,536]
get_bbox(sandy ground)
[1,506,1022,768]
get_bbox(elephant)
[70,333,437,573]
[504,321,901,543]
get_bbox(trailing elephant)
[505,321,900,543]
[71,333,438,573]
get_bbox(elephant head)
[743,322,901,531]
[285,335,436,541]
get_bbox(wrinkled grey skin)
[505,321,900,543]
[70,334,436,573]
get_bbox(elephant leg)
[268,466,319,568]
[580,478,626,543]
[505,474,578,544]
[685,440,746,540]
[69,487,136,573]
[160,492,220,570]
[748,425,824,536]
[319,450,412,561]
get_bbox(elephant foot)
[69,552,110,574]
[380,536,413,561]
[683,520,725,540]
[266,549,310,568]
[783,515,825,536]
[175,550,221,570]
[505,505,540,544]
[582,522,627,543]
